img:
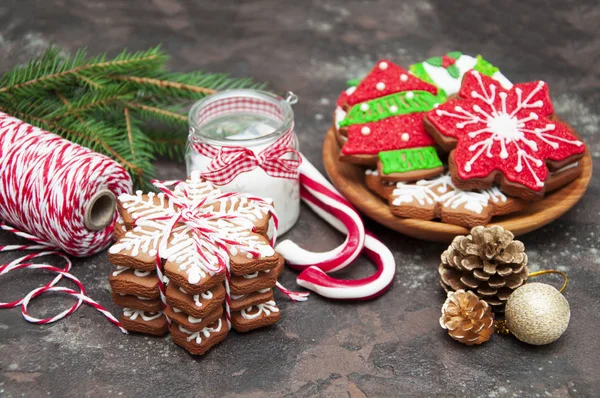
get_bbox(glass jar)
[186,89,300,235]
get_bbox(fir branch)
[124,107,136,160]
[45,86,132,120]
[112,70,266,100]
[73,71,103,89]
[112,75,217,96]
[0,46,167,97]
[125,101,187,125]
[144,128,188,161]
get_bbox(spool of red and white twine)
[0,112,132,333]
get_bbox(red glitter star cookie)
[425,70,586,200]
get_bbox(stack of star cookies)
[107,173,285,355]
[334,52,586,227]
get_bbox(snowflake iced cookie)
[425,70,586,200]
[409,52,512,96]
[333,60,445,180]
[364,170,526,228]
[107,172,284,354]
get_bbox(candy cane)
[296,186,395,300]
[275,157,365,272]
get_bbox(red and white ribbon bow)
[193,130,302,186]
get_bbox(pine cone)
[440,290,494,345]
[439,225,529,312]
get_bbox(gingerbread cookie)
[229,255,284,295]
[165,284,226,319]
[365,170,527,228]
[231,300,281,333]
[164,305,224,332]
[425,70,586,200]
[112,293,163,313]
[409,52,512,96]
[108,266,160,299]
[230,288,274,312]
[120,308,169,336]
[107,172,285,355]
[334,60,445,180]
[170,316,229,356]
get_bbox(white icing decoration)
[123,308,162,321]
[422,54,477,96]
[492,71,514,90]
[360,103,369,112]
[379,62,388,70]
[243,271,260,279]
[400,74,408,82]
[553,161,579,174]
[192,290,213,307]
[334,106,347,129]
[419,54,513,95]
[111,266,151,277]
[241,300,279,320]
[401,133,410,142]
[376,82,385,91]
[179,318,223,345]
[365,169,379,176]
[111,172,276,285]
[231,287,271,301]
[391,173,506,215]
[405,91,414,100]
[435,71,582,189]
[346,86,356,96]
[361,126,371,135]
[187,314,203,324]
[390,105,399,113]
[171,304,210,326]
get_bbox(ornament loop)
[528,270,568,293]
[285,91,298,105]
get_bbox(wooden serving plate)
[322,127,593,242]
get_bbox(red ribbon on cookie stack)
[152,178,278,327]
[119,175,307,331]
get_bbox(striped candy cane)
[276,157,366,273]
[276,155,396,300]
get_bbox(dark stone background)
[0,0,598,397]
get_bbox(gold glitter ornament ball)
[505,283,570,345]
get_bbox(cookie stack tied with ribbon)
[335,52,587,227]
[107,172,284,355]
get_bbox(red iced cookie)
[345,60,438,106]
[425,70,585,199]
[341,114,436,156]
